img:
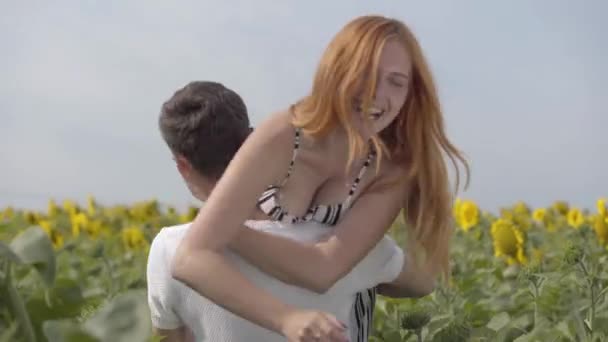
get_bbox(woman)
[172,14,469,342]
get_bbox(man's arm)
[147,230,190,340]
[152,327,191,342]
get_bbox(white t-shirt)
[146,220,404,341]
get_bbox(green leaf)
[431,320,472,342]
[426,314,452,334]
[149,334,167,342]
[43,319,99,342]
[594,317,608,334]
[25,277,88,338]
[556,321,575,340]
[0,242,21,263]
[470,326,497,340]
[9,226,56,287]
[382,330,404,342]
[82,289,153,342]
[0,322,19,342]
[511,313,533,330]
[597,285,608,302]
[502,265,519,279]
[3,262,37,342]
[90,242,104,259]
[487,312,511,332]
[464,301,492,327]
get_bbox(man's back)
[147,220,403,341]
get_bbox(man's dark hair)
[159,81,251,179]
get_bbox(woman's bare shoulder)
[233,108,301,187]
[365,158,409,196]
[251,109,297,146]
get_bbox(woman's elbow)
[170,251,187,283]
[411,281,436,298]
[412,275,438,298]
[310,281,331,294]
[383,277,437,299]
[170,244,198,284]
[311,270,343,294]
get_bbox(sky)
[1,0,606,213]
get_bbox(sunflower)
[121,226,147,250]
[593,215,608,246]
[47,199,59,218]
[567,208,585,229]
[490,218,527,265]
[70,212,89,237]
[455,200,479,232]
[597,198,607,217]
[552,201,569,216]
[1,207,15,220]
[38,220,64,249]
[62,200,79,216]
[513,201,531,217]
[84,219,104,239]
[532,208,546,223]
[87,195,98,216]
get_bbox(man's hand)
[152,326,193,342]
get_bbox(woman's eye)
[389,78,405,88]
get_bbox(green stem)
[3,261,37,342]
[416,329,422,342]
[102,255,115,297]
[579,259,595,334]
[533,284,540,328]
[589,283,596,334]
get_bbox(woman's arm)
[232,224,438,299]
[375,249,438,298]
[170,112,312,334]
[230,167,407,293]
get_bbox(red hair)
[292,15,470,280]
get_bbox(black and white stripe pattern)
[257,128,375,226]
[349,288,376,342]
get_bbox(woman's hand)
[280,309,349,342]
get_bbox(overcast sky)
[1,0,606,213]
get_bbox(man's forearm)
[152,327,190,342]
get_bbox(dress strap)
[343,147,376,209]
[278,127,301,187]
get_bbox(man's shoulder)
[156,222,192,238]
[149,222,192,259]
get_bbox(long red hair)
[292,15,470,280]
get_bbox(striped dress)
[257,126,377,342]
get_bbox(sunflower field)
[1,197,607,342]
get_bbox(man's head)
[159,81,251,200]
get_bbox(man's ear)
[174,155,192,177]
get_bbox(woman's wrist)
[274,304,298,336]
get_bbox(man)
[148,81,435,341]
